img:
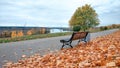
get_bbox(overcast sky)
[0,0,120,27]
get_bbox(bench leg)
[83,38,87,43]
[69,44,73,48]
[82,38,87,43]
[84,40,87,43]
[78,39,81,44]
[61,43,65,49]
[61,42,73,49]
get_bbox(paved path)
[0,29,119,67]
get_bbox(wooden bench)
[60,32,88,49]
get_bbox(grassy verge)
[1,28,118,43]
[0,32,72,43]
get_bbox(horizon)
[0,0,120,27]
[1,23,120,28]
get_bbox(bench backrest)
[70,32,88,41]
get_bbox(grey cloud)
[0,0,120,27]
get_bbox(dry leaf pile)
[3,31,120,68]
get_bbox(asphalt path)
[0,29,119,67]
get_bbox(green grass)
[88,29,101,33]
[0,32,72,43]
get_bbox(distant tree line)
[0,28,50,38]
[100,24,120,31]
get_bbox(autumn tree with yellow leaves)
[17,30,24,37]
[11,30,24,38]
[11,31,17,38]
[69,4,99,31]
[27,30,32,35]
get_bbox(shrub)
[40,28,46,34]
[100,26,108,31]
[11,31,17,38]
[0,31,11,38]
[73,25,81,32]
[27,30,32,35]
[17,30,24,37]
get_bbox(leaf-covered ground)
[3,31,120,68]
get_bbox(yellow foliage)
[27,30,32,35]
[17,30,24,37]
[11,30,24,38]
[11,31,17,38]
